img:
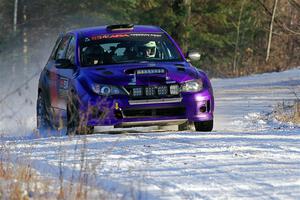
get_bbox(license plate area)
[123,107,186,118]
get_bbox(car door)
[40,34,62,110]
[47,34,76,113]
[55,35,77,111]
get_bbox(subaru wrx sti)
[37,24,214,134]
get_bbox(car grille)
[125,84,180,99]
[122,107,186,118]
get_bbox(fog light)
[132,87,143,96]
[170,84,179,95]
[157,86,168,96]
[199,105,207,113]
[145,87,155,96]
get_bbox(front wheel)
[37,92,52,131]
[66,95,94,135]
[194,120,213,132]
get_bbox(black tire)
[66,94,94,135]
[194,120,213,132]
[37,92,52,131]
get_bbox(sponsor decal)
[58,78,69,97]
[129,33,162,37]
[115,102,119,110]
[89,33,162,41]
[91,34,129,41]
[59,78,69,90]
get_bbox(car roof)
[68,25,164,37]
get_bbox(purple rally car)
[37,24,214,134]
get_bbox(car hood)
[79,62,203,86]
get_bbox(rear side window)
[49,36,62,60]
[55,35,71,60]
[65,36,76,65]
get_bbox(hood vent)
[176,66,186,72]
[175,64,186,72]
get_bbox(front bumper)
[79,89,214,127]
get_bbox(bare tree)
[266,0,278,62]
[172,0,191,52]
[233,0,246,75]
[13,0,18,33]
[289,0,300,11]
[183,0,191,52]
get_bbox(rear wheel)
[37,92,52,131]
[66,94,94,135]
[194,120,213,132]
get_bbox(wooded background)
[0,0,299,77]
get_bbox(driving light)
[181,79,203,92]
[132,87,143,96]
[136,68,165,75]
[157,86,168,96]
[145,87,156,96]
[170,84,179,95]
[92,84,126,96]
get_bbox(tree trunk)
[183,0,191,52]
[22,0,28,73]
[172,0,191,52]
[12,0,19,76]
[13,0,18,33]
[266,0,278,62]
[233,0,246,76]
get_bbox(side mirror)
[55,59,75,69]
[186,50,201,61]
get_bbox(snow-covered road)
[1,68,300,199]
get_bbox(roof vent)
[106,24,134,31]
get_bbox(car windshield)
[80,33,182,66]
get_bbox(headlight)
[181,79,203,92]
[92,84,126,96]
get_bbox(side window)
[50,36,62,60]
[66,36,76,65]
[55,35,71,60]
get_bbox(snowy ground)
[1,68,300,199]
